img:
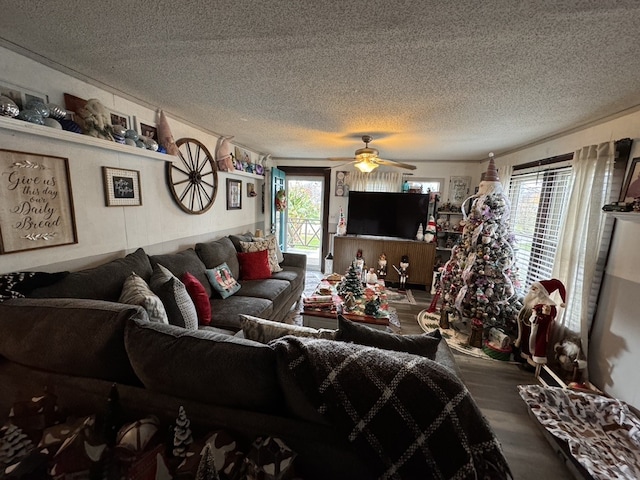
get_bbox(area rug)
[416,309,511,361]
[384,288,416,305]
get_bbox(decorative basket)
[482,340,512,361]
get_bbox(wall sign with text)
[0,149,77,254]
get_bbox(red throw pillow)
[181,272,212,325]
[237,250,272,280]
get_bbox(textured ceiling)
[1,0,640,162]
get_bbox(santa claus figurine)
[515,278,567,370]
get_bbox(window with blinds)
[507,167,572,294]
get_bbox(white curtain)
[346,171,401,192]
[498,164,513,192]
[552,141,615,361]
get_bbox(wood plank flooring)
[397,288,577,479]
[303,274,578,478]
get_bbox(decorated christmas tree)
[440,154,521,338]
[338,264,364,297]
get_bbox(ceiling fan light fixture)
[354,159,378,173]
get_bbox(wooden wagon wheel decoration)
[166,138,218,214]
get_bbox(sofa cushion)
[228,232,254,252]
[195,237,240,280]
[0,298,144,385]
[241,315,335,344]
[148,248,212,298]
[119,273,168,323]
[181,272,212,326]
[206,263,241,299]
[237,250,272,280]
[29,248,152,302]
[270,266,304,292]
[150,265,198,330]
[234,278,290,302]
[335,315,442,359]
[125,319,282,413]
[240,237,282,273]
[209,296,273,331]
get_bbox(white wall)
[0,47,264,274]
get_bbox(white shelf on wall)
[218,169,265,180]
[0,116,172,162]
[608,211,640,223]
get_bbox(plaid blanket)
[271,336,512,480]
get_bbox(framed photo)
[247,182,257,197]
[0,81,48,110]
[449,176,472,206]
[110,110,136,131]
[234,147,251,169]
[620,157,640,203]
[335,170,349,196]
[226,179,242,210]
[139,122,158,141]
[102,167,142,206]
[0,149,77,254]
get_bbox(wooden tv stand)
[333,235,435,288]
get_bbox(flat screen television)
[346,191,431,240]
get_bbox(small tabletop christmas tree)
[338,264,364,298]
[172,406,193,457]
[440,153,521,338]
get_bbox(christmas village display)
[0,386,297,480]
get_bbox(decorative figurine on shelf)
[343,291,357,311]
[336,206,347,236]
[353,249,365,281]
[416,223,424,241]
[514,278,567,373]
[377,253,388,281]
[365,267,378,285]
[424,216,437,243]
[393,255,409,291]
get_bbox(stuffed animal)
[215,135,235,172]
[78,98,114,141]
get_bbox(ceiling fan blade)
[375,158,417,170]
[329,161,356,169]
[329,157,356,162]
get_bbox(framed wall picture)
[620,157,640,203]
[139,122,157,141]
[247,182,257,197]
[102,167,142,206]
[227,178,242,210]
[0,81,49,110]
[449,176,471,206]
[335,170,349,196]
[0,149,77,254]
[110,110,136,131]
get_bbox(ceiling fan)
[330,135,417,172]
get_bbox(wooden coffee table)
[301,279,391,331]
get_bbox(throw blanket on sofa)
[271,337,512,480]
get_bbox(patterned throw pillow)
[239,237,283,273]
[240,314,336,344]
[119,272,168,323]
[150,264,198,330]
[205,263,241,299]
[181,272,212,326]
[237,250,272,280]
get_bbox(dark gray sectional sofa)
[27,234,306,332]
[0,234,512,478]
